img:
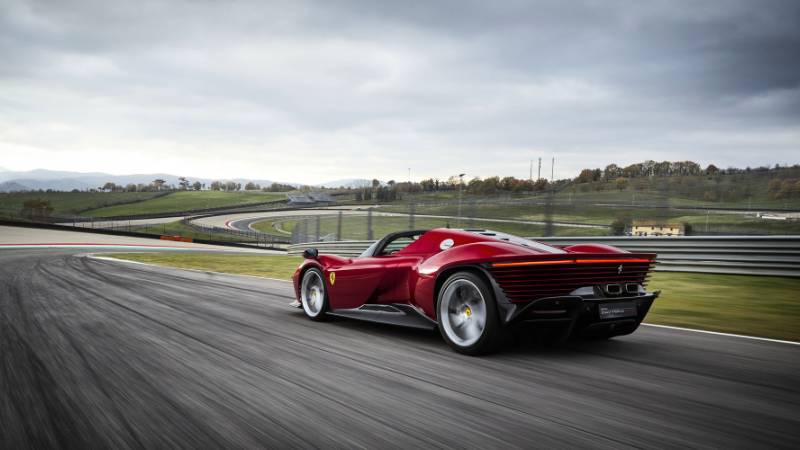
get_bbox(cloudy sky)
[1,0,798,184]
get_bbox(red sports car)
[291,229,659,355]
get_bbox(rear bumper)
[496,290,659,341]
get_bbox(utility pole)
[538,158,541,180]
[458,173,465,228]
[551,158,554,183]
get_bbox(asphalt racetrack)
[2,249,799,449]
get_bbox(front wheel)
[437,271,508,355]
[300,268,330,321]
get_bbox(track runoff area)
[1,223,799,448]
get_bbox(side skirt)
[328,304,437,331]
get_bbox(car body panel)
[292,228,659,340]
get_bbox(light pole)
[457,173,465,228]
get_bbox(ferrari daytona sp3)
[291,229,659,355]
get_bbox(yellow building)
[632,221,685,236]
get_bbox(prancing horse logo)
[330,272,335,285]
[618,264,623,274]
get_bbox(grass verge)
[101,252,800,342]
[646,272,800,342]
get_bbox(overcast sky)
[1,0,798,184]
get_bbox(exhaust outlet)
[626,283,641,294]
[606,284,622,294]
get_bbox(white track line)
[642,323,799,346]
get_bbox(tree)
[210,181,221,190]
[705,164,719,174]
[372,179,380,188]
[533,178,548,192]
[614,178,630,191]
[577,169,594,184]
[125,183,137,192]
[610,214,632,235]
[22,198,54,214]
[102,182,116,192]
[245,182,256,190]
[603,164,619,181]
[355,191,363,202]
[192,181,202,191]
[178,177,190,190]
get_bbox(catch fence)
[287,235,800,278]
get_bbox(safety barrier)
[287,235,800,277]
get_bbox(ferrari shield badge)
[618,264,623,274]
[330,272,335,285]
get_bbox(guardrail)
[287,236,800,277]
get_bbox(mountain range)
[0,169,375,192]
[0,169,297,192]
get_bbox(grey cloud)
[0,0,798,182]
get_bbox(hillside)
[83,191,288,217]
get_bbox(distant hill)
[0,169,300,191]
[0,181,32,192]
[0,166,9,172]
[317,178,388,188]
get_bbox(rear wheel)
[437,271,508,355]
[301,268,330,321]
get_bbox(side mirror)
[302,248,319,259]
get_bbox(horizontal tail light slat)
[488,261,655,303]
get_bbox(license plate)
[599,301,637,319]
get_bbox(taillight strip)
[491,258,653,267]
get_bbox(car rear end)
[483,255,659,341]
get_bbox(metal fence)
[287,235,800,278]
[183,218,291,246]
[289,210,615,245]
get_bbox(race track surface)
[2,249,799,449]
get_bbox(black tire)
[437,271,509,355]
[300,268,331,322]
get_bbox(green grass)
[85,191,287,217]
[646,272,800,342]
[103,253,303,280]
[100,252,800,342]
[0,191,164,214]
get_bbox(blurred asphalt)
[1,249,799,449]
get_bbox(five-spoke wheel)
[301,268,330,321]
[438,271,508,355]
